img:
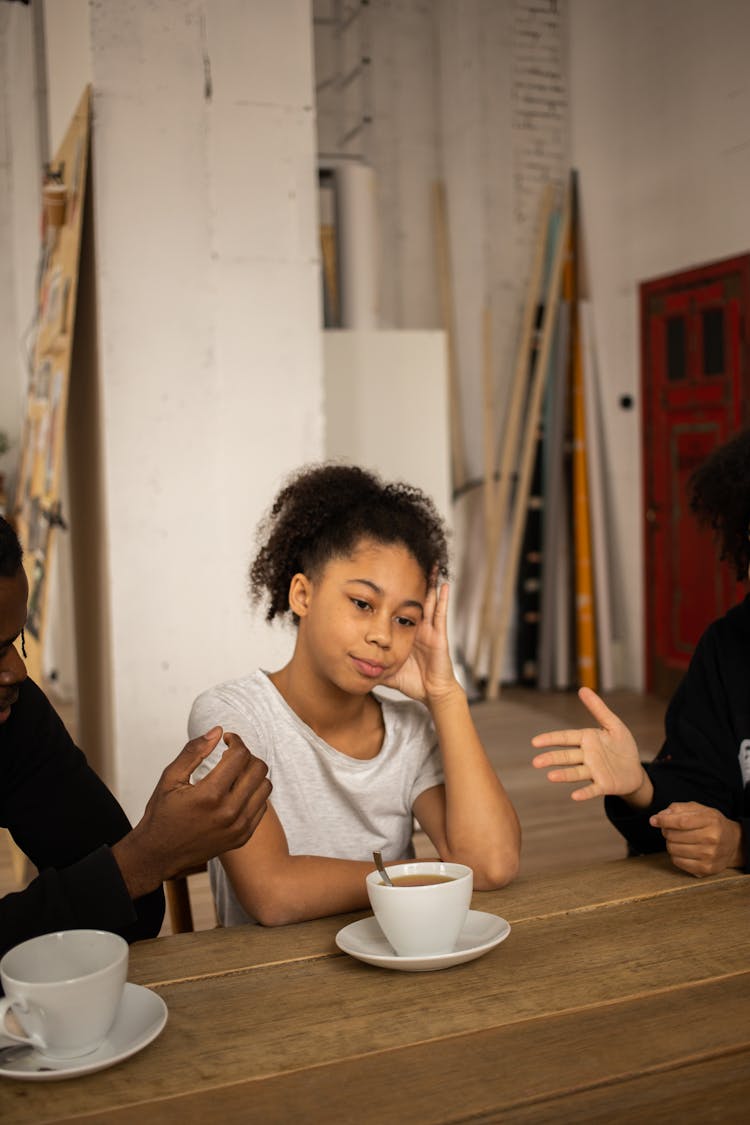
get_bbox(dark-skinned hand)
[113,727,271,900]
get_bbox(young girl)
[189,463,521,927]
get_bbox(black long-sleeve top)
[0,678,164,959]
[605,593,750,872]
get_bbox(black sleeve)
[0,680,164,957]
[605,615,750,873]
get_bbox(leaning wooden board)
[567,169,599,690]
[12,86,91,683]
[486,186,571,698]
[471,185,555,681]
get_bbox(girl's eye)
[351,598,372,612]
[395,616,416,628]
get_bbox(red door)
[641,255,750,696]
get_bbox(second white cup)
[366,861,473,957]
[0,929,128,1059]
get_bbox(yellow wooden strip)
[566,172,598,690]
[571,298,599,689]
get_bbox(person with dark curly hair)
[531,428,750,877]
[189,463,520,927]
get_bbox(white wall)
[43,0,91,153]
[41,0,323,819]
[315,0,568,486]
[323,330,451,522]
[569,0,750,687]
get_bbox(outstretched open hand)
[383,581,457,704]
[531,686,651,803]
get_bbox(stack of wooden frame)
[436,172,614,698]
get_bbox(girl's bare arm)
[219,802,381,926]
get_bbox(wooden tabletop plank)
[496,1046,750,1124]
[128,855,743,988]
[17,974,750,1125]
[128,910,351,988]
[2,879,747,1123]
[498,852,743,923]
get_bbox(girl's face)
[290,537,427,695]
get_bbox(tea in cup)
[366,861,473,957]
[0,929,128,1058]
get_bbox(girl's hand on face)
[383,580,458,704]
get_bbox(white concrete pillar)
[42,0,323,815]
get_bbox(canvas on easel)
[13,86,91,683]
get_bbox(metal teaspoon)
[373,851,394,886]
[0,1042,35,1065]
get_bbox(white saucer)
[0,982,167,1081]
[335,909,511,971]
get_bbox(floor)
[0,686,667,935]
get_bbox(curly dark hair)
[688,428,750,581]
[0,517,23,578]
[250,463,450,623]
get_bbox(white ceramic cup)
[0,929,128,1058]
[366,861,473,957]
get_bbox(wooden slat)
[13,87,91,685]
[19,975,750,1124]
[127,855,741,988]
[498,1046,750,1124]
[493,853,742,925]
[580,299,615,692]
[537,301,571,690]
[2,879,747,1123]
[568,170,598,690]
[471,185,555,677]
[481,303,495,540]
[485,185,571,698]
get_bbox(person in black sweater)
[531,428,750,877]
[0,517,271,958]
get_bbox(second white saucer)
[0,982,168,1081]
[335,909,511,971]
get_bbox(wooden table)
[1,854,748,1123]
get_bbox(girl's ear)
[288,572,312,618]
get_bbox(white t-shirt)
[188,670,444,926]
